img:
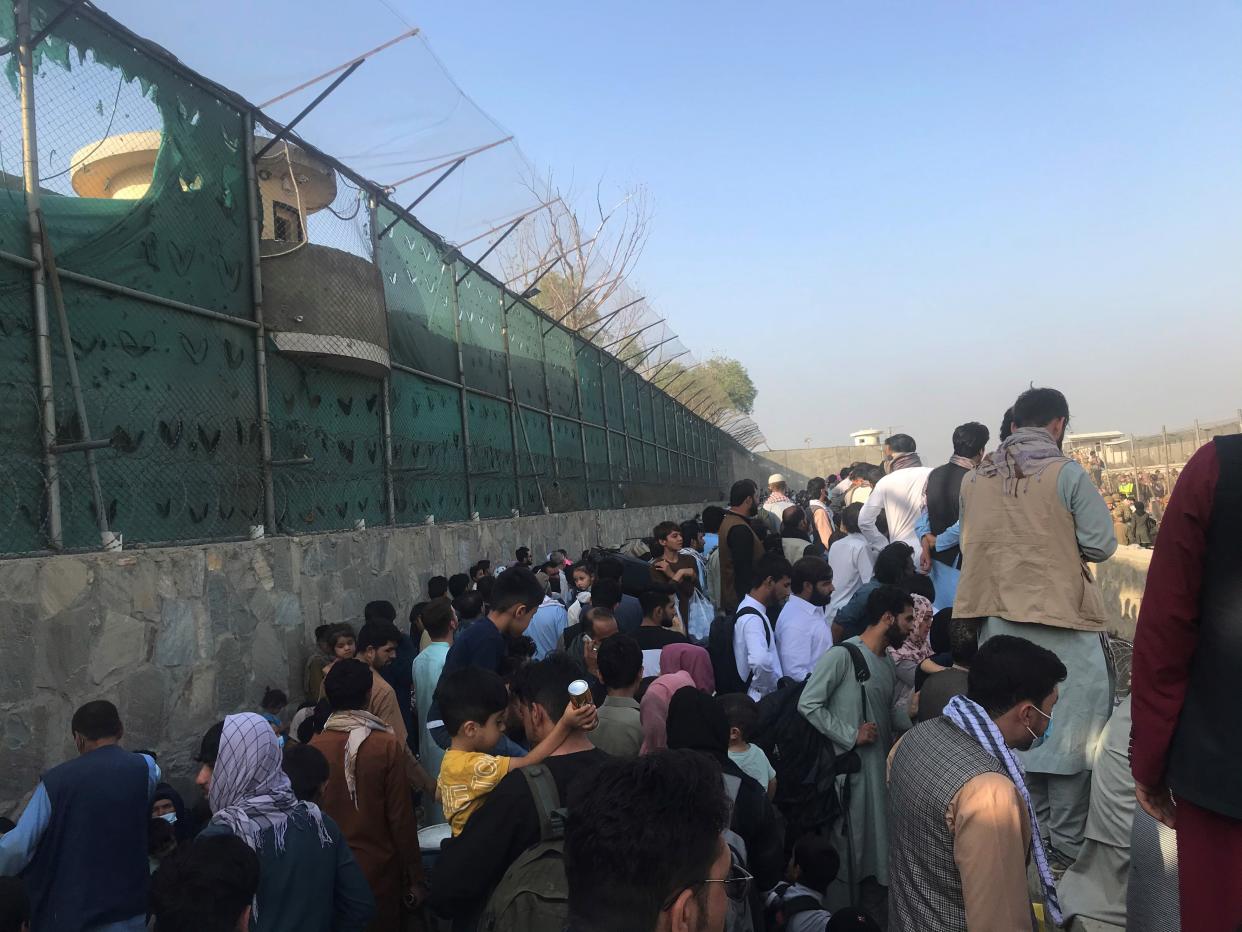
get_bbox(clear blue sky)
[105,0,1242,460]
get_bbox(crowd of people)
[0,384,1234,932]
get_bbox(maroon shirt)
[1130,441,1220,788]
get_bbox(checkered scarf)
[943,695,1062,926]
[208,713,332,854]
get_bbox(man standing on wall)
[859,434,932,554]
[916,421,990,611]
[956,387,1117,866]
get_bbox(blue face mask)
[1026,705,1054,750]
[159,812,177,825]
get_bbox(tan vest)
[955,459,1109,631]
[717,511,764,614]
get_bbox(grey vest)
[888,717,1009,931]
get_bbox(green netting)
[2,2,251,316]
[551,416,587,511]
[576,339,604,425]
[0,271,45,552]
[608,430,628,483]
[627,436,644,483]
[506,302,545,409]
[652,392,667,446]
[389,369,467,523]
[583,424,610,507]
[377,210,457,381]
[601,358,623,429]
[466,390,517,518]
[266,354,384,533]
[543,326,578,419]
[517,408,551,515]
[640,385,655,440]
[456,268,507,397]
[621,371,638,434]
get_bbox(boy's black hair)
[435,666,510,736]
[717,693,760,742]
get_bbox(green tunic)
[798,637,911,896]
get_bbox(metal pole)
[377,156,465,239]
[452,267,476,518]
[259,27,419,108]
[243,113,277,533]
[600,316,664,351]
[1194,419,1202,449]
[576,295,645,341]
[598,350,617,507]
[457,215,523,286]
[1161,425,1171,500]
[254,59,364,160]
[40,220,109,541]
[17,0,61,550]
[369,197,396,525]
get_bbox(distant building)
[850,428,884,447]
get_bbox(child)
[719,693,777,798]
[304,625,334,698]
[765,833,839,931]
[434,666,594,835]
[260,687,288,735]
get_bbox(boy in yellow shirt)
[435,665,595,834]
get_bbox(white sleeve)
[858,484,888,553]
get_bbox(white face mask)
[159,811,177,825]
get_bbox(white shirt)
[733,594,783,700]
[775,594,833,682]
[763,494,793,534]
[859,466,932,553]
[827,533,875,619]
[846,484,872,506]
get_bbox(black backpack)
[764,882,826,932]
[708,606,767,695]
[751,643,871,838]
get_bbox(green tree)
[700,356,756,414]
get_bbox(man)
[956,387,1116,863]
[579,607,620,688]
[634,589,689,676]
[915,616,979,723]
[734,552,793,700]
[595,557,643,634]
[564,751,732,932]
[0,701,158,932]
[859,434,932,554]
[514,546,534,569]
[562,578,622,652]
[888,635,1066,931]
[826,503,876,625]
[150,834,260,932]
[701,504,724,558]
[719,479,766,615]
[427,567,545,757]
[526,588,571,660]
[830,466,854,510]
[429,654,611,924]
[412,599,456,823]
[312,660,422,931]
[537,557,573,607]
[775,556,835,682]
[367,600,417,751]
[831,541,914,643]
[448,573,471,599]
[588,634,645,758]
[798,585,915,921]
[679,518,708,590]
[916,421,989,611]
[651,521,699,625]
[806,477,834,549]
[353,621,434,792]
[1131,434,1242,932]
[779,505,814,565]
[846,466,878,506]
[762,474,795,533]
[451,590,484,633]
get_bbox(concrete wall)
[1094,546,1152,641]
[764,445,885,481]
[0,501,714,814]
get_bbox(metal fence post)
[243,112,276,534]
[16,0,62,549]
[452,273,475,518]
[597,354,615,507]
[367,198,396,525]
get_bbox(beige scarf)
[323,710,393,806]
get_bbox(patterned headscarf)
[944,694,1063,925]
[975,426,1068,495]
[887,593,934,668]
[208,713,332,854]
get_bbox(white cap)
[768,473,786,486]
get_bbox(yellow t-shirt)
[438,749,513,835]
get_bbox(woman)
[201,713,375,932]
[887,593,937,718]
[659,643,715,695]
[639,670,697,753]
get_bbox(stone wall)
[0,501,714,814]
[1094,546,1152,641]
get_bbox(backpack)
[764,883,827,932]
[479,765,568,932]
[709,606,767,695]
[751,643,871,839]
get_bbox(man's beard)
[808,590,831,607]
[885,624,908,649]
[748,501,759,517]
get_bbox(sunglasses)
[662,858,753,910]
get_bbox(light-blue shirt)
[526,599,570,660]
[0,750,160,932]
[413,640,451,824]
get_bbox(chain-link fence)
[0,0,726,557]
